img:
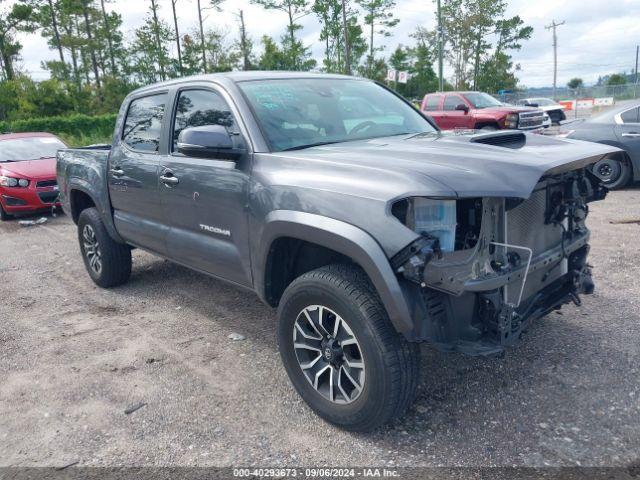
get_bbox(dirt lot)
[1,189,639,469]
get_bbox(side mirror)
[177,125,244,160]
[455,103,469,113]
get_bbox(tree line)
[0,0,534,122]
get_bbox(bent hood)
[0,157,57,179]
[275,132,621,199]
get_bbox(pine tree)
[251,0,314,71]
[0,2,35,81]
[355,0,399,78]
[130,1,174,84]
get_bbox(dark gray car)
[565,101,640,189]
[57,72,620,431]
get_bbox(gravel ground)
[0,189,639,469]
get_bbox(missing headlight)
[392,197,483,252]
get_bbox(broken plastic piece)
[18,217,48,227]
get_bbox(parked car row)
[419,90,639,189]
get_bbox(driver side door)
[440,95,472,130]
[159,87,253,287]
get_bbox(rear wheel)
[77,207,132,288]
[592,156,632,190]
[277,264,421,431]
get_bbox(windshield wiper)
[282,140,343,151]
[406,131,441,139]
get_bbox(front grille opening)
[455,198,483,250]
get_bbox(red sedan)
[0,132,67,220]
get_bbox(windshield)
[463,92,504,109]
[0,137,66,162]
[238,78,436,151]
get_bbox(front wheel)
[77,207,132,288]
[277,264,421,431]
[592,156,632,190]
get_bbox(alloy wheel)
[82,224,102,275]
[293,305,365,404]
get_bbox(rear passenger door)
[159,87,253,287]
[109,92,168,254]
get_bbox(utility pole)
[437,0,444,91]
[342,0,351,75]
[545,19,565,100]
[634,45,639,99]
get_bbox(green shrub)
[0,113,117,141]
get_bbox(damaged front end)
[391,168,606,355]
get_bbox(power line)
[545,19,565,100]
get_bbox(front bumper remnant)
[392,168,605,355]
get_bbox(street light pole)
[437,0,444,92]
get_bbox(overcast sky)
[7,0,640,88]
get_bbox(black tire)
[77,207,131,288]
[479,125,498,131]
[592,156,632,190]
[549,111,563,124]
[0,203,13,221]
[277,264,421,432]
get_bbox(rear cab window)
[122,93,168,152]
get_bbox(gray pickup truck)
[57,72,618,431]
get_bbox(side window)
[443,95,462,111]
[620,107,639,124]
[172,89,236,151]
[423,95,442,111]
[122,94,167,152]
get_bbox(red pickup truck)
[421,91,545,131]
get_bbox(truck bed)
[56,145,113,231]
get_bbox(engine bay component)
[393,168,606,354]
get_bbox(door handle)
[160,172,179,186]
[622,132,640,138]
[110,167,124,177]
